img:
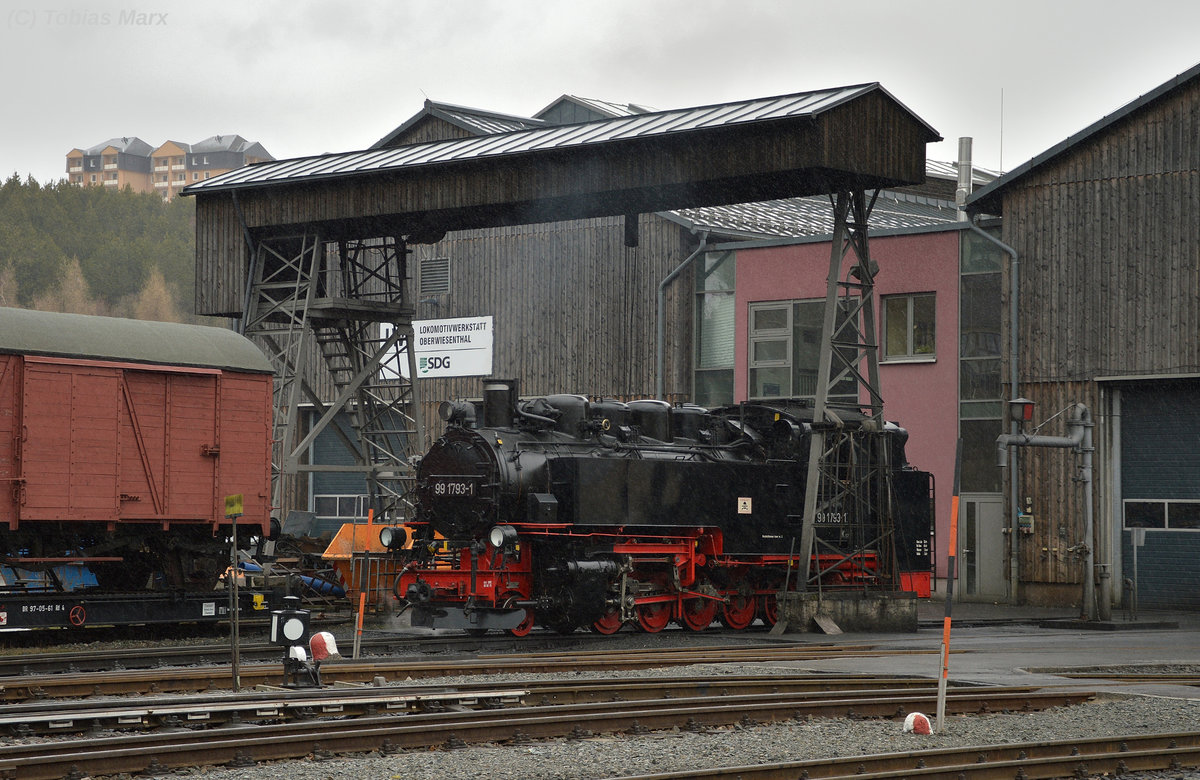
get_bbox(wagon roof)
[0,307,274,374]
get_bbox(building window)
[882,293,935,360]
[694,251,735,406]
[749,302,791,397]
[748,298,856,401]
[1125,500,1200,530]
[313,494,369,524]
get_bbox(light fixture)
[488,524,518,549]
[379,526,410,550]
[1009,397,1035,426]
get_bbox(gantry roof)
[185,83,938,196]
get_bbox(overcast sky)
[4,0,1199,185]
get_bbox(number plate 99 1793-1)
[428,478,478,497]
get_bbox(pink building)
[701,223,1004,594]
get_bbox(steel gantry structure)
[186,83,939,561]
[238,231,423,522]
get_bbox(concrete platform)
[768,599,1200,700]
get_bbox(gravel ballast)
[167,670,1200,780]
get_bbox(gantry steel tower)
[239,233,424,524]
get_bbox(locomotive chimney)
[483,379,519,428]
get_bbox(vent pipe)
[955,137,973,220]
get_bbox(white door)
[959,494,1006,601]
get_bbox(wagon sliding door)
[118,368,220,524]
[19,360,123,523]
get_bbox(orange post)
[935,438,963,732]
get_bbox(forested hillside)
[0,174,199,322]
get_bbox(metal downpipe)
[656,232,708,400]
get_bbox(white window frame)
[748,301,793,398]
[882,292,936,362]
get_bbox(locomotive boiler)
[395,379,933,635]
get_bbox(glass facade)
[694,251,735,406]
[959,228,1005,493]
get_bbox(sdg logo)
[419,355,451,374]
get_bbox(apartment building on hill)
[66,135,272,200]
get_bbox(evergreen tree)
[0,175,197,319]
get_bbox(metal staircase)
[241,234,423,525]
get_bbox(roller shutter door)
[1120,380,1200,609]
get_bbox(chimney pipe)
[955,137,973,220]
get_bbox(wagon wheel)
[636,601,671,633]
[720,594,756,630]
[591,608,624,635]
[759,593,779,628]
[503,592,535,637]
[679,597,718,632]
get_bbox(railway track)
[0,642,940,701]
[0,680,1095,779]
[0,629,801,676]
[619,732,1200,779]
[0,675,1027,736]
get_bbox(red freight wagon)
[0,307,273,593]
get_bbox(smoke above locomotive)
[398,379,932,636]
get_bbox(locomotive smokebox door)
[529,493,558,523]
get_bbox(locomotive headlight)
[438,400,476,425]
[489,524,518,549]
[379,525,411,550]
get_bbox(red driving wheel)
[503,592,534,637]
[679,597,718,631]
[636,601,671,633]
[721,594,756,630]
[591,608,624,635]
[759,594,779,627]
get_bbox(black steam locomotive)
[395,379,933,635]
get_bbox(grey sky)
[4,0,1199,185]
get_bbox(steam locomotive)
[395,379,933,635]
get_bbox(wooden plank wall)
[195,195,248,317]
[412,213,698,451]
[1000,77,1200,588]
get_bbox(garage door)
[1120,380,1200,609]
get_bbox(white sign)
[413,316,494,378]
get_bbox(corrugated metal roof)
[372,100,546,148]
[665,189,958,239]
[535,95,655,119]
[186,83,938,195]
[432,103,546,135]
[924,159,1001,187]
[0,307,274,374]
